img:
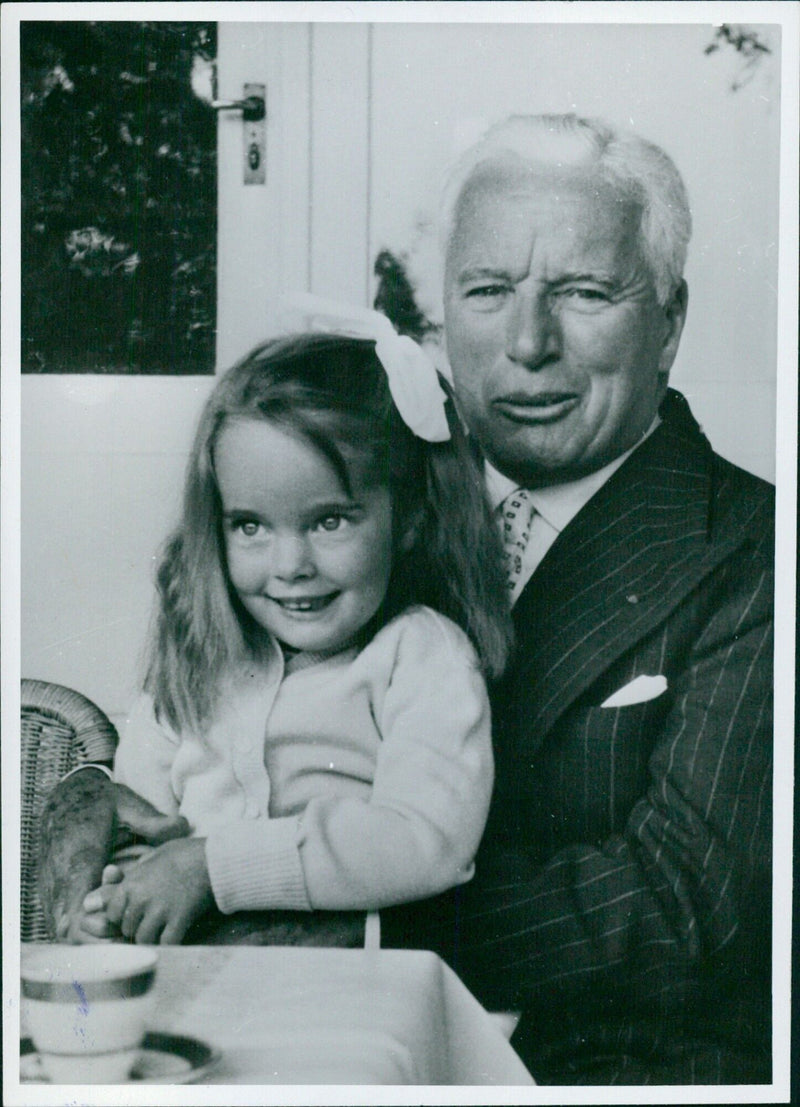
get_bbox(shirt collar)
[486,416,660,535]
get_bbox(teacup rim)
[21,944,158,983]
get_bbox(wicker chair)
[21,679,119,942]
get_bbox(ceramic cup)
[21,945,158,1083]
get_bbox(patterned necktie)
[500,488,537,602]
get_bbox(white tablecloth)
[21,944,534,1090]
[150,946,534,1085]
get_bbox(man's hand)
[38,768,117,942]
[38,768,189,942]
[82,838,213,945]
[112,783,190,849]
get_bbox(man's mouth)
[269,594,338,613]
[493,391,580,423]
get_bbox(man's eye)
[466,284,508,299]
[561,287,609,302]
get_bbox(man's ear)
[658,279,688,376]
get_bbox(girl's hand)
[82,838,213,945]
[77,860,151,941]
[51,866,126,943]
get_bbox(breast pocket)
[600,674,668,709]
[536,694,672,845]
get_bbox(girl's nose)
[271,532,315,581]
[505,287,560,369]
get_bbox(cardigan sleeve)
[206,610,494,913]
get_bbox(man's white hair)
[440,113,692,306]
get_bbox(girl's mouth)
[270,594,338,613]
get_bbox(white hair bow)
[278,293,451,443]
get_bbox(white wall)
[22,378,212,722]
[20,19,782,720]
[368,22,780,482]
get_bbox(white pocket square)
[601,674,667,708]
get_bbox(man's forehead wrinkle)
[450,178,647,292]
[470,153,642,205]
[455,169,640,237]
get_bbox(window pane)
[21,21,217,374]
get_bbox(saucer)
[21,1032,221,1084]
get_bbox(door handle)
[210,94,265,122]
[212,84,267,185]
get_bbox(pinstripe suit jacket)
[382,388,774,1084]
[451,388,775,1084]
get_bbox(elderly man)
[418,113,772,1084]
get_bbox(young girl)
[80,309,512,946]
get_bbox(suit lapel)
[500,391,741,752]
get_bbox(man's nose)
[271,532,315,580]
[505,288,560,368]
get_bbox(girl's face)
[215,417,394,654]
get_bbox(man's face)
[444,162,687,487]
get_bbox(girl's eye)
[232,519,263,538]
[314,514,345,533]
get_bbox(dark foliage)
[704,24,773,91]
[373,248,436,343]
[21,22,217,374]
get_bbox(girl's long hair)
[144,333,513,733]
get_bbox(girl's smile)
[214,417,394,654]
[269,594,339,613]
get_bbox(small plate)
[21,1032,221,1084]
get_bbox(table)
[21,945,534,1088]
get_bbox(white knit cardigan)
[113,606,493,914]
